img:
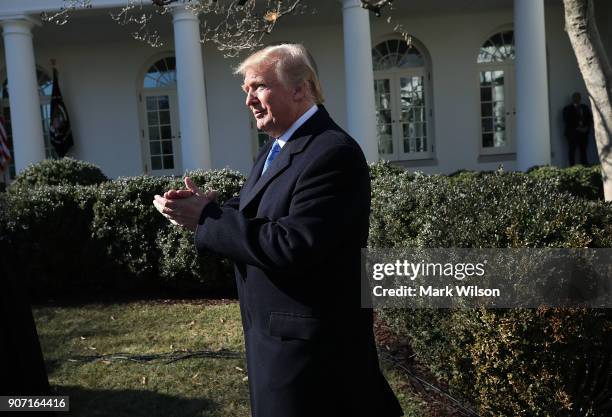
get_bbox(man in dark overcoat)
[154,43,403,417]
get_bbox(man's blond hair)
[235,43,324,104]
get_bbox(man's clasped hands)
[153,177,218,232]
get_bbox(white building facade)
[1,0,610,182]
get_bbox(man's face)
[243,64,295,138]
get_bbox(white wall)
[32,41,157,178]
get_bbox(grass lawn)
[33,300,427,417]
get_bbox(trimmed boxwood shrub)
[2,167,244,297]
[91,168,244,292]
[155,169,244,292]
[2,185,102,298]
[527,164,603,201]
[370,163,612,417]
[9,157,108,193]
[446,164,604,201]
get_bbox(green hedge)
[2,165,245,297]
[527,165,603,201]
[2,185,102,298]
[370,162,612,417]
[91,169,244,292]
[8,157,108,193]
[445,164,604,200]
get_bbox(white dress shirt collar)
[275,104,318,148]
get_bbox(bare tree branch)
[41,0,311,57]
[360,0,394,17]
[361,0,411,45]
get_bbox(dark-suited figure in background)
[563,92,593,166]
[0,236,56,417]
[153,44,403,417]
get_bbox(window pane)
[158,96,169,110]
[147,111,159,125]
[493,85,505,101]
[258,132,268,149]
[377,94,392,110]
[143,57,177,89]
[493,71,505,85]
[374,79,391,110]
[494,131,506,147]
[403,123,415,139]
[151,156,162,170]
[159,110,170,125]
[160,125,172,139]
[377,124,393,154]
[163,155,174,169]
[415,123,424,138]
[481,88,492,102]
[399,48,425,68]
[372,39,424,70]
[479,72,488,85]
[162,140,173,154]
[482,118,493,132]
[477,31,515,63]
[150,141,161,155]
[403,137,412,153]
[401,110,411,123]
[481,103,493,117]
[146,97,157,111]
[376,110,392,125]
[482,133,494,147]
[494,117,505,132]
[149,127,160,140]
[494,102,505,118]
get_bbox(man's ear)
[292,81,308,101]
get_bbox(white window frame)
[139,89,181,176]
[477,29,516,156]
[372,37,435,162]
[138,54,182,176]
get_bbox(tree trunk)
[563,0,612,201]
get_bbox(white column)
[171,5,212,171]
[514,0,551,170]
[1,16,45,173]
[341,0,378,162]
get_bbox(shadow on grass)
[51,385,221,417]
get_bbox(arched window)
[372,39,425,70]
[477,30,515,154]
[372,37,433,161]
[478,31,515,64]
[139,55,181,175]
[1,68,54,182]
[143,56,176,89]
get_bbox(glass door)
[479,66,515,154]
[374,75,395,160]
[374,71,433,161]
[398,72,430,159]
[142,91,181,176]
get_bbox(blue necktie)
[262,140,281,175]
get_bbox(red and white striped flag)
[0,116,11,173]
